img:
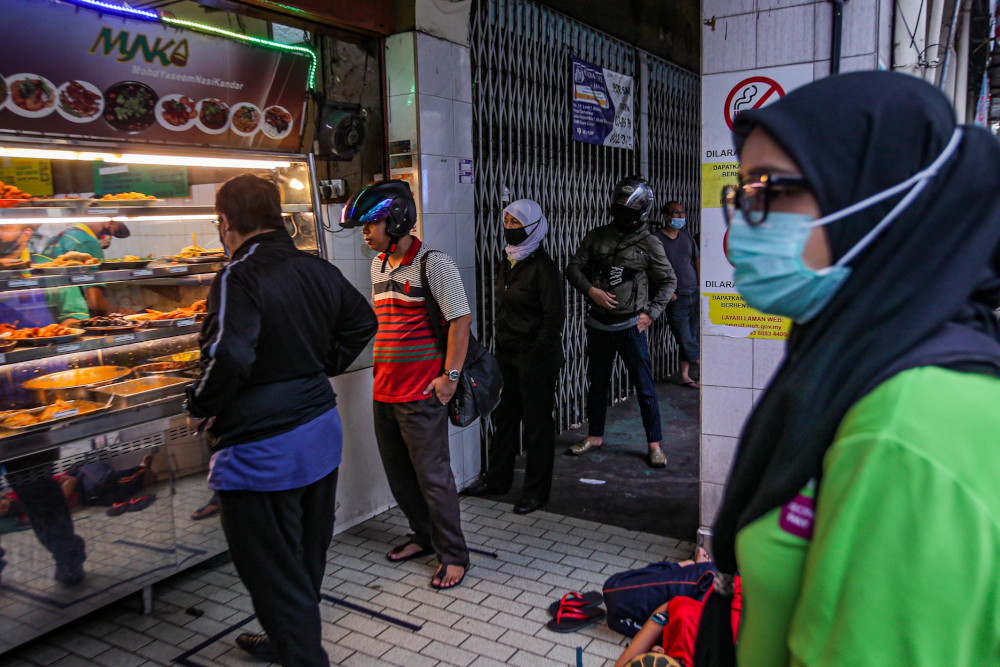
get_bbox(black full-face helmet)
[609,175,655,231]
[340,179,417,238]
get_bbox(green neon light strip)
[161,16,317,89]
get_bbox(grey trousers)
[373,397,470,566]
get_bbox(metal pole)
[830,0,845,75]
[939,0,964,90]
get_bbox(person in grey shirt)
[654,200,700,388]
[566,176,677,468]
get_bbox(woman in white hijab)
[463,199,565,515]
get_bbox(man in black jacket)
[185,175,377,667]
[566,176,676,469]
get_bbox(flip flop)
[191,501,219,521]
[680,380,700,389]
[126,494,156,512]
[106,501,129,517]
[547,590,603,617]
[386,540,434,563]
[545,604,606,633]
[430,563,468,590]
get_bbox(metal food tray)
[100,259,153,269]
[1,400,110,430]
[0,329,85,346]
[127,314,196,327]
[30,264,100,275]
[91,376,191,407]
[176,255,226,263]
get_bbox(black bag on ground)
[420,252,502,427]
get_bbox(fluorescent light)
[0,147,291,170]
[103,154,292,169]
[110,215,218,222]
[289,178,306,190]
[0,148,105,161]
[0,217,112,225]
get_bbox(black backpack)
[420,251,502,427]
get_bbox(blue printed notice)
[571,57,634,149]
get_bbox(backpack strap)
[419,250,447,353]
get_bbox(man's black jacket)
[186,230,377,449]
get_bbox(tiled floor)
[4,497,694,666]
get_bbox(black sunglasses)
[721,174,810,227]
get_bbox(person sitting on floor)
[610,550,742,667]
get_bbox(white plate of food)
[261,105,293,140]
[0,75,7,111]
[230,102,262,137]
[6,73,57,118]
[155,93,198,131]
[55,79,104,123]
[196,98,231,134]
[0,327,86,346]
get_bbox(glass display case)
[0,141,325,652]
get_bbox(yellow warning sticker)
[701,162,739,209]
[704,292,790,340]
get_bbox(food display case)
[0,141,325,652]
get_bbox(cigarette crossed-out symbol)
[725,76,786,130]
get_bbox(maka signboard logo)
[90,28,189,68]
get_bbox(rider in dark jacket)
[565,176,676,469]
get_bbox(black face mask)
[504,227,529,246]
[610,203,641,231]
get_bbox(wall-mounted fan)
[317,102,367,161]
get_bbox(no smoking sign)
[724,76,786,130]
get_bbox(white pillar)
[894,0,927,75]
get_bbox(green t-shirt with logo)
[736,366,1000,666]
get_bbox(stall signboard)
[700,64,813,340]
[571,57,634,149]
[0,0,309,152]
[0,158,53,196]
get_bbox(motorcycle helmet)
[609,175,655,231]
[340,179,416,238]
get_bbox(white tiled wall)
[698,1,891,531]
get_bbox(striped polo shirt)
[371,237,470,403]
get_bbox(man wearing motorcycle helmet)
[341,179,472,590]
[566,176,677,468]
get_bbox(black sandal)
[386,540,433,563]
[547,590,603,617]
[430,563,468,590]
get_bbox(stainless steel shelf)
[0,395,187,462]
[0,203,312,218]
[0,322,201,366]
[0,261,224,292]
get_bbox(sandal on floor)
[568,439,601,455]
[386,539,434,563]
[680,379,700,389]
[430,563,468,590]
[547,590,603,617]
[545,603,606,633]
[191,501,219,521]
[648,448,667,469]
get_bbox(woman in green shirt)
[696,72,1000,666]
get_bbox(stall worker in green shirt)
[39,220,129,316]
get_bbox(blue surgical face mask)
[727,212,850,323]
[727,128,964,324]
[669,217,686,230]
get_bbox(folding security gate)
[470,0,700,434]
